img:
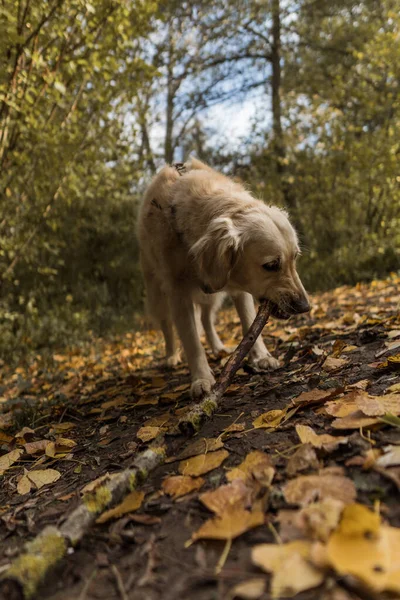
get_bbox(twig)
[111,565,128,600]
[179,301,270,434]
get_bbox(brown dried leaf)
[226,451,274,487]
[322,357,348,372]
[200,479,253,515]
[175,437,224,461]
[162,475,204,499]
[284,473,356,506]
[96,490,144,524]
[331,411,380,430]
[18,468,61,494]
[179,449,228,477]
[291,388,342,407]
[295,425,349,452]
[286,444,320,477]
[136,426,164,443]
[24,440,49,455]
[356,393,400,416]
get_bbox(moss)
[83,485,112,514]
[129,471,137,491]
[201,396,218,417]
[151,445,166,459]
[137,466,148,483]
[4,528,66,599]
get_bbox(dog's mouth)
[260,300,292,320]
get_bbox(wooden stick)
[179,301,270,434]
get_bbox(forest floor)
[0,275,400,600]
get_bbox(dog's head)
[190,205,310,319]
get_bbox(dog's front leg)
[171,292,215,398]
[232,291,280,370]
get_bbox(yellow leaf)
[96,490,144,524]
[325,397,358,417]
[252,541,324,598]
[17,472,33,495]
[179,449,228,477]
[327,504,400,593]
[226,451,274,486]
[253,410,286,429]
[284,473,356,506]
[192,501,264,541]
[228,578,266,599]
[162,475,204,499]
[22,468,61,491]
[0,449,23,475]
[295,425,348,452]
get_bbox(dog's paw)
[249,354,280,371]
[211,344,233,358]
[164,352,181,368]
[191,377,215,398]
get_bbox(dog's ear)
[190,217,241,292]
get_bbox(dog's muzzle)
[261,296,311,320]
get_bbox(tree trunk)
[271,0,296,212]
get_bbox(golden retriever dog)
[138,158,310,398]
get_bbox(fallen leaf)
[226,451,274,487]
[295,425,348,452]
[179,449,228,477]
[18,468,61,493]
[325,396,358,417]
[136,426,164,442]
[174,437,224,461]
[253,409,286,429]
[0,449,23,475]
[326,503,400,593]
[322,357,348,372]
[376,445,400,467]
[24,440,49,456]
[81,473,111,495]
[356,393,400,416]
[252,540,324,598]
[286,444,320,477]
[386,382,400,393]
[96,490,145,523]
[228,578,266,600]
[295,499,344,542]
[331,411,380,430]
[291,388,342,407]
[200,479,253,515]
[192,501,264,541]
[162,475,204,499]
[284,473,356,506]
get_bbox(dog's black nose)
[290,296,311,314]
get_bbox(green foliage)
[0,0,157,359]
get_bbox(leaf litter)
[0,275,399,599]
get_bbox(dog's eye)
[262,260,280,272]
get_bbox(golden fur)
[138,158,309,398]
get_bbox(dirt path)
[0,276,399,600]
